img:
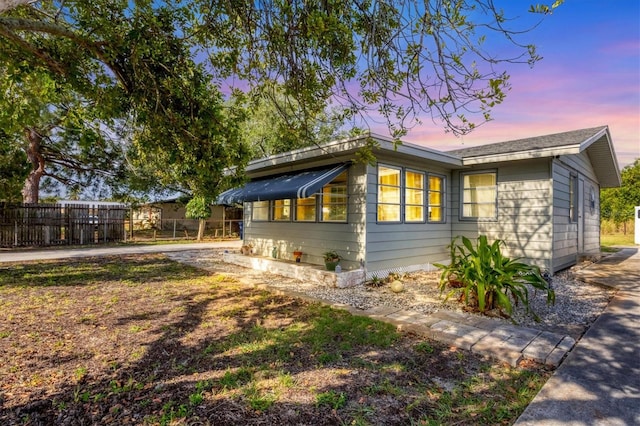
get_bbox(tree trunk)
[21,128,45,204]
[197,219,205,241]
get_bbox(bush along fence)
[0,203,128,248]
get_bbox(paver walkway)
[359,307,574,368]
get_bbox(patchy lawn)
[0,255,551,425]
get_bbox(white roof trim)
[247,132,462,171]
[460,145,581,165]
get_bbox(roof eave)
[460,146,581,165]
[246,133,463,172]
[582,127,622,187]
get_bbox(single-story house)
[217,126,621,276]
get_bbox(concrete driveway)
[0,240,242,263]
[515,247,640,425]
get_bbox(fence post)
[173,219,177,239]
[14,220,18,247]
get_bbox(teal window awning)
[216,163,349,205]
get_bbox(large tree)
[601,159,640,230]
[0,64,126,202]
[0,1,561,202]
[239,85,350,159]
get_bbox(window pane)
[405,205,424,222]
[379,166,400,185]
[379,185,400,204]
[272,199,291,221]
[405,188,423,205]
[406,171,423,189]
[429,191,441,205]
[252,200,269,221]
[322,204,347,222]
[295,196,316,222]
[477,203,496,218]
[429,176,442,191]
[429,206,442,221]
[465,173,496,187]
[378,204,400,222]
[323,186,347,204]
[463,204,476,217]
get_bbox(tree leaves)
[1,0,559,201]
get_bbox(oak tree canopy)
[0,0,561,202]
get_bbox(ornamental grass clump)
[435,235,555,321]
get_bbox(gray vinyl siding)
[552,154,601,272]
[556,154,601,254]
[364,160,452,274]
[582,179,600,253]
[451,159,554,272]
[243,162,367,270]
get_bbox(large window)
[462,172,497,219]
[252,200,269,221]
[295,196,316,222]
[378,165,447,223]
[405,170,425,222]
[322,171,348,222]
[428,175,444,222]
[378,166,401,222]
[272,199,291,221]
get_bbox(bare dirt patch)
[0,254,551,425]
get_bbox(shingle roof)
[445,125,620,187]
[446,126,609,158]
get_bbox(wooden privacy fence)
[0,203,128,248]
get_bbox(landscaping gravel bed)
[168,250,616,340]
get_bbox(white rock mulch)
[167,249,616,340]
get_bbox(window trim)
[460,170,498,221]
[377,164,403,223]
[427,173,446,224]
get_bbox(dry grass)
[0,254,551,425]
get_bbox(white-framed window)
[428,174,445,223]
[377,165,402,222]
[251,200,270,221]
[272,199,291,221]
[461,171,497,219]
[295,196,317,222]
[405,170,425,222]
[321,171,348,222]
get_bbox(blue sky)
[381,1,639,168]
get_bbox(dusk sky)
[373,1,640,169]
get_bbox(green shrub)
[435,236,555,321]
